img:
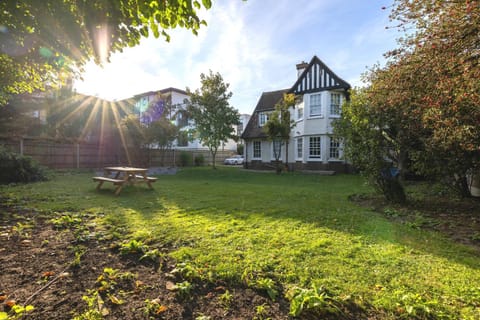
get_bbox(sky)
[74,0,399,115]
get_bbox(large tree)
[387,0,480,196]
[337,0,480,200]
[186,71,240,169]
[0,0,216,106]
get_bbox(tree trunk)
[211,148,217,169]
[285,139,289,172]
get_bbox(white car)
[224,155,244,165]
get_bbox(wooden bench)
[93,176,126,195]
[134,175,158,182]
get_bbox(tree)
[336,0,480,200]
[263,93,295,174]
[186,71,240,169]
[386,0,480,197]
[334,88,407,203]
[0,0,216,106]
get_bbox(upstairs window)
[309,94,322,117]
[258,112,270,127]
[297,105,304,120]
[330,93,341,117]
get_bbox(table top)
[104,166,148,173]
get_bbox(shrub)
[237,144,244,156]
[194,154,205,166]
[0,146,48,184]
[179,151,192,167]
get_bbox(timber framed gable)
[289,56,350,95]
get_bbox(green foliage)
[186,71,240,168]
[73,290,103,320]
[349,1,480,198]
[194,154,205,166]
[179,151,192,167]
[0,0,214,105]
[255,278,278,301]
[236,144,244,156]
[0,304,35,320]
[121,115,148,148]
[119,239,147,255]
[263,93,295,173]
[286,284,342,317]
[173,281,194,300]
[2,169,480,318]
[219,289,233,309]
[333,89,406,203]
[0,146,47,184]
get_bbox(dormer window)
[258,112,270,127]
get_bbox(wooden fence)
[0,137,235,169]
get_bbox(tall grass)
[2,167,479,318]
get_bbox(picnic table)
[93,166,157,195]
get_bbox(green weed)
[218,290,233,309]
[2,168,480,318]
[119,239,147,255]
[286,284,343,317]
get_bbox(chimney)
[296,61,309,78]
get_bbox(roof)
[241,55,351,140]
[133,87,188,99]
[241,89,288,139]
[289,55,350,94]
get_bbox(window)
[297,106,303,120]
[253,141,261,158]
[258,112,269,127]
[330,93,341,116]
[309,94,322,117]
[309,136,321,159]
[296,137,303,159]
[272,140,282,159]
[329,137,341,160]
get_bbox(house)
[132,87,207,150]
[242,56,351,172]
[131,87,242,151]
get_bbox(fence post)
[76,143,80,169]
[20,138,24,155]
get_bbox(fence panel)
[0,137,239,169]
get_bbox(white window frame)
[296,137,303,160]
[258,112,270,127]
[271,140,283,160]
[253,140,261,159]
[309,93,323,117]
[297,105,304,120]
[309,136,322,160]
[330,92,342,117]
[328,137,342,160]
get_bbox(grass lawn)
[1,167,479,319]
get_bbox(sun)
[73,61,121,101]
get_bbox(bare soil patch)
[0,203,289,319]
[349,192,480,251]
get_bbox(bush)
[179,151,192,167]
[194,154,205,166]
[237,144,244,156]
[0,146,48,184]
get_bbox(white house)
[132,87,240,151]
[241,56,351,173]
